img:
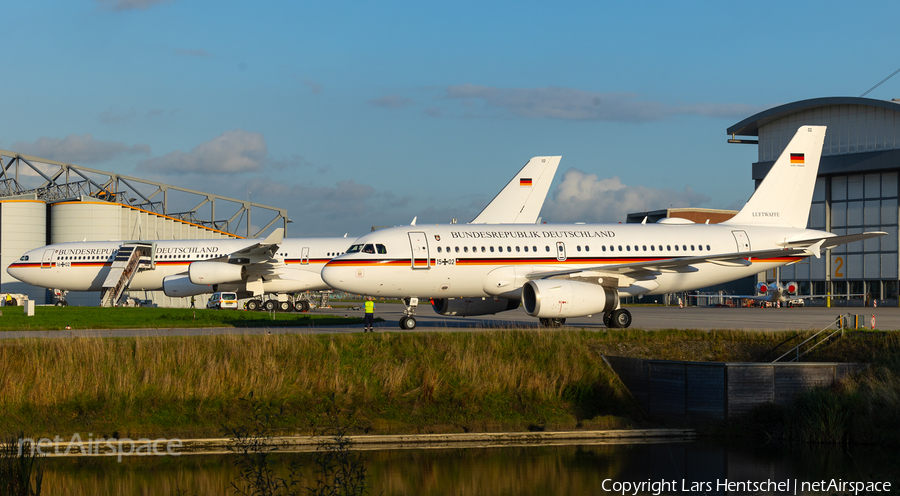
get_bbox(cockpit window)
[376,244,387,254]
[19,255,29,261]
[346,244,363,253]
[362,244,376,254]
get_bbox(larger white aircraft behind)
[7,156,560,308]
[321,126,886,329]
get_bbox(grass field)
[1,328,898,444]
[0,306,372,331]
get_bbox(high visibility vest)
[365,301,374,314]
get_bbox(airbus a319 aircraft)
[321,126,887,329]
[7,156,560,309]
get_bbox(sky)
[2,0,899,237]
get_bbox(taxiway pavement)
[0,303,896,339]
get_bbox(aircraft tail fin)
[723,125,826,229]
[470,156,561,224]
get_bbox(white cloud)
[542,168,710,223]
[10,134,151,164]
[138,130,267,175]
[444,84,762,122]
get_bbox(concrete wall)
[604,356,867,423]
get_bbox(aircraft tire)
[603,312,615,328]
[246,300,261,311]
[405,317,417,330]
[611,309,632,328]
[302,301,311,312]
[279,301,291,312]
[55,301,66,307]
[294,301,305,312]
[264,300,277,312]
[399,317,408,329]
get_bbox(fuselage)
[8,237,354,292]
[321,222,830,298]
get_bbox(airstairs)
[99,243,155,307]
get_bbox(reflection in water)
[40,442,900,495]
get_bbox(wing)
[229,228,284,260]
[526,232,887,282]
[224,228,286,278]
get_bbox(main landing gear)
[539,318,566,327]
[399,297,418,330]
[603,308,632,329]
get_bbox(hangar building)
[0,150,288,307]
[728,97,900,305]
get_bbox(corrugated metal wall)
[0,200,48,303]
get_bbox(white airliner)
[321,126,887,329]
[7,156,560,309]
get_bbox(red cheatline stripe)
[326,255,808,268]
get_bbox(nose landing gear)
[399,297,418,330]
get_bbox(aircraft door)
[556,242,567,261]
[40,249,56,269]
[408,231,430,269]
[732,230,750,253]
[301,247,310,265]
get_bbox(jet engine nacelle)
[189,262,245,285]
[432,297,519,316]
[784,281,799,294]
[163,274,213,297]
[756,282,770,294]
[522,279,618,319]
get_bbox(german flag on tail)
[519,178,532,187]
[790,153,804,164]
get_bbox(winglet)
[804,239,825,259]
[262,228,284,245]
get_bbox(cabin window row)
[435,244,713,254]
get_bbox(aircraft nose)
[321,262,344,288]
[7,260,27,282]
[321,261,358,292]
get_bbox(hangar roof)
[727,97,900,137]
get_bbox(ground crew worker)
[190,295,196,309]
[4,294,10,306]
[364,297,375,332]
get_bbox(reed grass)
[0,328,897,441]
